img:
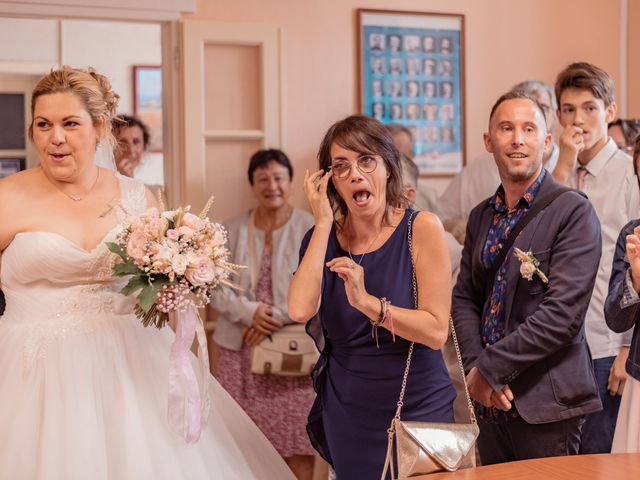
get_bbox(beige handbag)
[250,323,319,376]
[381,211,479,479]
[245,212,319,376]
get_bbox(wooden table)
[410,453,640,479]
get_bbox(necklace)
[45,167,100,202]
[347,226,383,266]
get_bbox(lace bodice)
[0,175,147,369]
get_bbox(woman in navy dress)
[288,115,455,479]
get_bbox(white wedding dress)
[0,175,295,480]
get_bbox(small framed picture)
[0,158,24,178]
[133,65,163,152]
[358,9,466,176]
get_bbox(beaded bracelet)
[370,297,394,347]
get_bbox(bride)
[0,66,295,479]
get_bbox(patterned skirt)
[216,344,315,457]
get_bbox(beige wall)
[184,0,623,208]
[628,0,640,117]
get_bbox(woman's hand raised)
[304,169,334,228]
[326,256,371,312]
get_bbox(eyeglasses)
[329,154,379,179]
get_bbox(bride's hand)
[304,169,334,228]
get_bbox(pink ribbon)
[167,307,211,443]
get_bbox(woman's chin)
[41,161,77,180]
[258,199,286,211]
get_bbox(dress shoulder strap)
[116,174,147,221]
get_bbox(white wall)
[60,19,161,113]
[0,17,161,113]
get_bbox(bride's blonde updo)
[30,66,120,148]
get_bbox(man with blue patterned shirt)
[453,91,602,464]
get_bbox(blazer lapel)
[503,210,547,326]
[472,204,496,287]
[502,175,558,326]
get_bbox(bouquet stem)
[135,304,169,329]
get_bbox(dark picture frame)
[0,158,25,178]
[358,9,466,176]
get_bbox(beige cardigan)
[211,208,314,350]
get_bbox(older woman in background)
[211,149,316,479]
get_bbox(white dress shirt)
[567,138,639,359]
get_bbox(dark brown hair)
[114,114,151,149]
[608,118,640,148]
[555,62,615,107]
[317,115,407,227]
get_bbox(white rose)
[171,254,189,276]
[156,245,174,262]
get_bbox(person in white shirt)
[113,114,164,188]
[438,80,559,244]
[552,62,638,454]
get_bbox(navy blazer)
[452,173,603,424]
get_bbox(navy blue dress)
[300,209,455,479]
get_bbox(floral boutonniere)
[513,248,549,284]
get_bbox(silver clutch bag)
[394,418,479,476]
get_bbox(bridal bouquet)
[107,196,239,443]
[106,196,237,329]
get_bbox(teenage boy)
[552,62,639,454]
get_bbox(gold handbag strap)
[392,212,478,424]
[381,211,477,480]
[449,316,478,424]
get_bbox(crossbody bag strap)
[382,210,418,480]
[449,315,477,424]
[486,187,572,285]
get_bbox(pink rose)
[147,214,168,238]
[182,212,205,232]
[126,230,148,261]
[149,241,162,255]
[185,257,216,287]
[166,229,179,241]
